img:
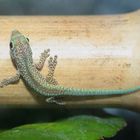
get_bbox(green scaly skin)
[0,30,140,104]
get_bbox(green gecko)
[0,30,139,105]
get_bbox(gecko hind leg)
[46,55,58,85]
[46,97,65,105]
[35,49,50,71]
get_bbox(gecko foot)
[0,72,20,88]
[35,49,50,70]
[46,55,58,85]
[0,80,7,88]
[46,97,65,105]
[0,82,4,88]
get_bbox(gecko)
[0,30,140,105]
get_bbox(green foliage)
[0,115,126,140]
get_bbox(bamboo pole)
[0,10,140,111]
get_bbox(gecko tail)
[61,86,140,96]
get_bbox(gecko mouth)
[10,30,22,41]
[11,30,21,36]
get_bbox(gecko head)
[9,30,30,60]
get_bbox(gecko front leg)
[0,71,20,88]
[35,49,50,71]
[46,55,58,85]
[34,49,58,85]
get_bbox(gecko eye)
[9,42,13,49]
[26,38,29,42]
